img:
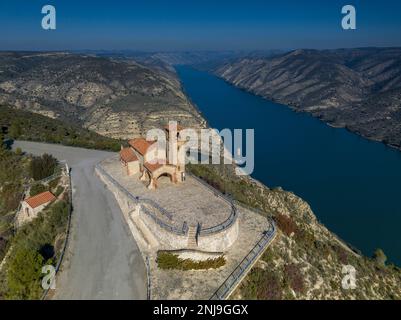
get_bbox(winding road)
[13,141,147,300]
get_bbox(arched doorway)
[155,172,175,186]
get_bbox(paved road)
[13,141,147,300]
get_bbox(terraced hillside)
[216,48,401,149]
[0,52,205,139]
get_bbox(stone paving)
[148,206,270,299]
[100,155,274,299]
[101,155,232,229]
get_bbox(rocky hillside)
[188,163,401,300]
[215,48,401,149]
[0,52,206,139]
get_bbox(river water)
[176,65,401,265]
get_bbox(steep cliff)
[0,52,206,139]
[188,163,401,299]
[215,48,401,149]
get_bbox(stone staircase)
[187,225,198,248]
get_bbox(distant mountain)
[90,50,286,71]
[215,48,401,149]
[102,50,246,66]
[0,52,205,139]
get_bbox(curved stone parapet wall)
[197,218,239,252]
[138,203,239,252]
[139,206,188,249]
[96,164,239,252]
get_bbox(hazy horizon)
[2,46,401,54]
[1,0,401,51]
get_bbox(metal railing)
[140,198,173,221]
[145,256,151,300]
[42,162,72,300]
[187,173,239,236]
[141,205,188,235]
[210,216,276,300]
[96,164,188,236]
[187,172,233,205]
[97,164,241,237]
[199,204,237,235]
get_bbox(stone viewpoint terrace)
[101,155,233,230]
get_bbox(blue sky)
[1,0,400,51]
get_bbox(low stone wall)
[96,163,240,252]
[139,207,188,249]
[197,218,239,252]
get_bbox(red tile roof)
[144,162,164,173]
[25,191,56,209]
[128,138,156,156]
[120,147,138,163]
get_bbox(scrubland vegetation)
[0,106,121,151]
[187,163,401,300]
[157,251,226,271]
[0,130,70,300]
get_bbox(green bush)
[0,237,7,262]
[54,186,64,197]
[242,268,282,300]
[0,147,28,215]
[187,164,269,213]
[30,184,48,197]
[29,154,58,181]
[6,247,44,300]
[14,147,22,156]
[1,200,69,299]
[373,248,387,267]
[9,121,22,139]
[48,177,60,190]
[0,106,121,151]
[157,251,226,270]
[283,263,305,294]
[0,183,23,214]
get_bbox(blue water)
[176,65,401,265]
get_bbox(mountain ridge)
[214,47,401,150]
[0,52,206,139]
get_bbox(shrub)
[295,229,315,246]
[275,213,298,237]
[9,121,22,139]
[0,183,23,213]
[284,263,305,294]
[0,106,121,151]
[14,147,22,156]
[0,237,7,261]
[157,251,226,270]
[29,154,58,181]
[373,248,387,267]
[332,244,349,265]
[30,184,48,197]
[0,132,5,150]
[54,186,64,197]
[48,177,60,190]
[257,271,282,300]
[6,247,44,300]
[12,200,68,256]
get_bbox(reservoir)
[176,65,401,265]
